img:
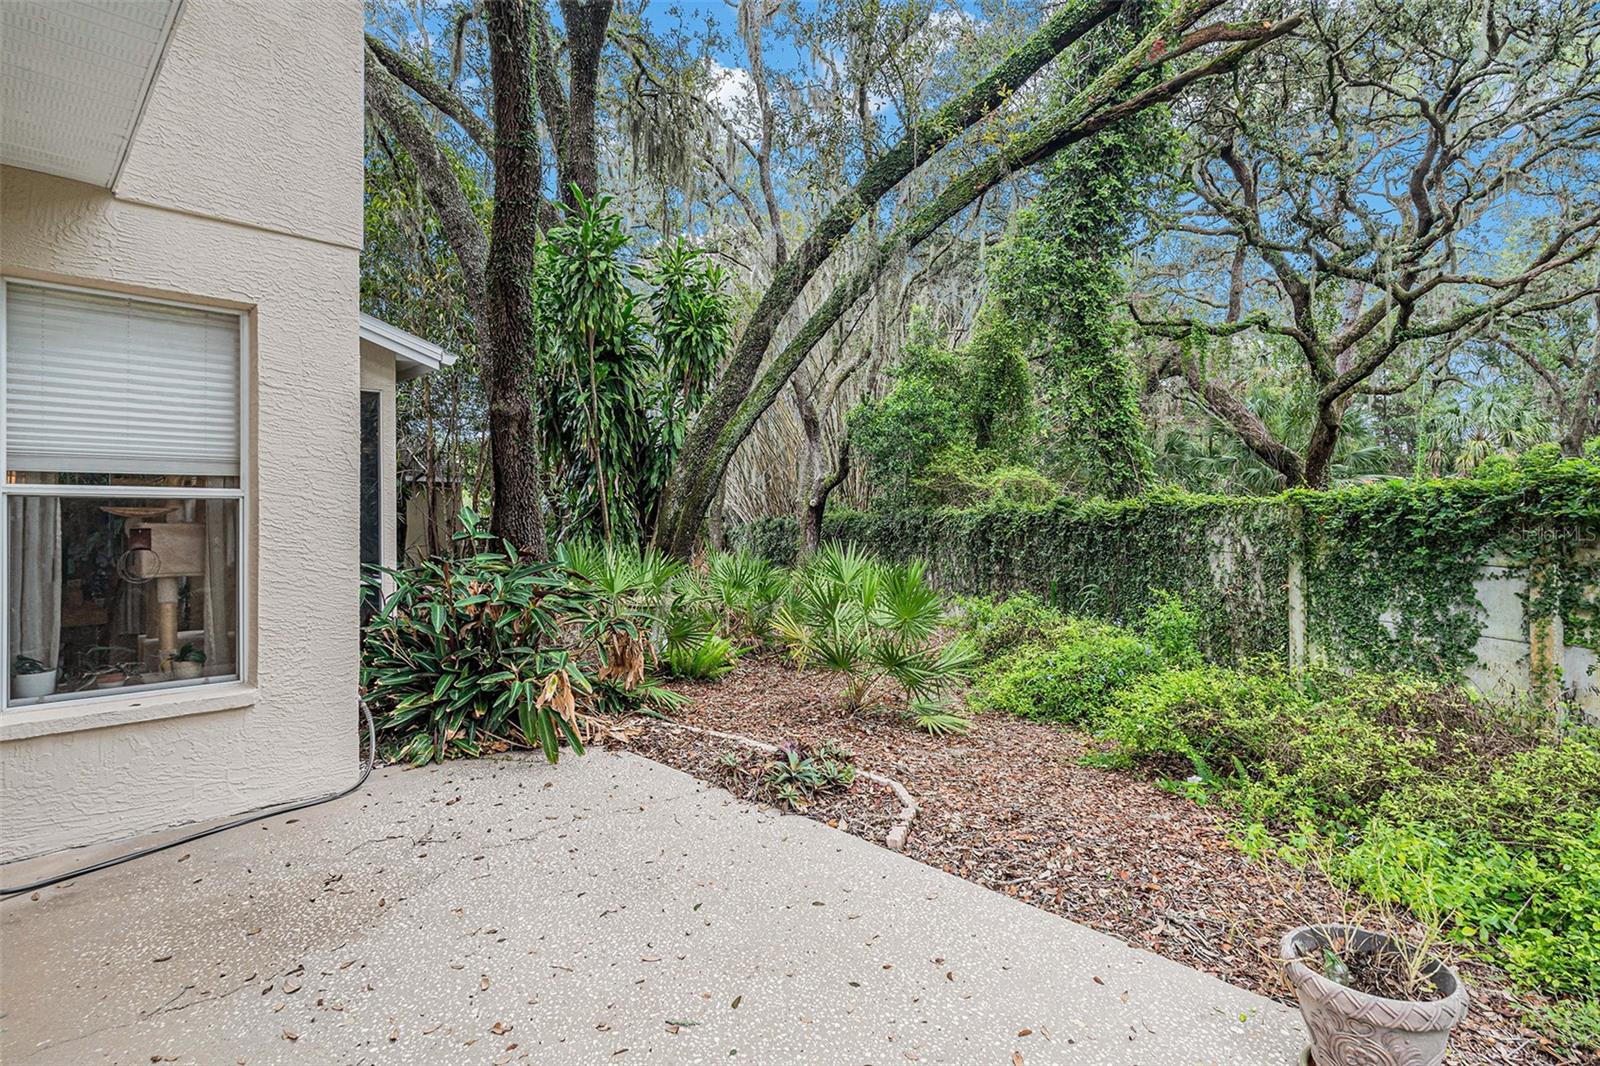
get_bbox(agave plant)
[774,546,977,730]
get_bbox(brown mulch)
[610,653,1578,1066]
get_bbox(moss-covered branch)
[679,14,1304,537]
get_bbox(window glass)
[6,497,240,704]
[3,282,247,708]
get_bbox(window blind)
[4,283,240,476]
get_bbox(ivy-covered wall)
[1292,449,1600,682]
[818,450,1600,693]
[825,489,1292,661]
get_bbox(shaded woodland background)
[360,0,1599,556]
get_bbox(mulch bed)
[610,653,1578,1066]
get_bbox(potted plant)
[11,654,57,699]
[1280,924,1469,1066]
[169,642,205,680]
[94,666,128,689]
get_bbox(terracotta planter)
[1281,925,1468,1066]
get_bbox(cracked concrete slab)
[1,750,1307,1064]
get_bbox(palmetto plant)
[559,538,741,685]
[774,545,977,729]
[661,631,741,679]
[686,549,791,642]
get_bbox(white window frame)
[0,277,251,711]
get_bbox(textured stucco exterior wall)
[0,0,363,863]
[113,0,363,249]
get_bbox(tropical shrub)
[967,619,1165,727]
[558,538,755,689]
[773,545,977,732]
[534,194,733,540]
[363,512,630,765]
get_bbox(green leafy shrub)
[850,311,1040,509]
[773,545,977,729]
[1097,659,1599,1048]
[729,516,800,568]
[959,591,1069,658]
[1096,665,1308,770]
[364,512,618,764]
[913,445,1057,507]
[1138,591,1201,668]
[968,620,1164,727]
[1098,666,1467,824]
[692,549,790,641]
[1336,809,1600,1007]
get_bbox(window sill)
[0,682,257,742]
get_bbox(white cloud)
[925,7,983,37]
[707,60,759,136]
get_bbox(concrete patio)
[1,751,1307,1064]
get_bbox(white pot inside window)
[12,668,58,700]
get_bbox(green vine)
[1295,446,1600,679]
[825,449,1600,684]
[988,69,1175,496]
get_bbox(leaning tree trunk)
[654,7,1300,555]
[651,0,1127,558]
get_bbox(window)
[2,280,248,708]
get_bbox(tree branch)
[366,34,494,153]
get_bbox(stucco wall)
[0,0,363,863]
[113,0,363,249]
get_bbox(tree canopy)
[359,0,1598,552]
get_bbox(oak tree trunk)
[483,0,550,555]
[558,0,612,204]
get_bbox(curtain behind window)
[6,496,61,670]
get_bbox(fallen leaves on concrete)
[613,654,1571,1066]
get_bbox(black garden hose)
[1,700,377,898]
